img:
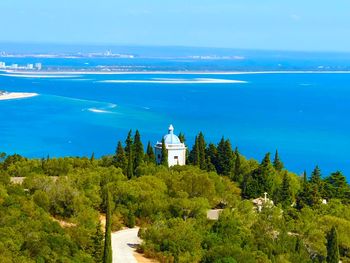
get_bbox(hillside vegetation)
[0,131,349,262]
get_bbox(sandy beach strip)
[0,92,39,101]
[3,69,350,76]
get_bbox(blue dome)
[163,124,181,144]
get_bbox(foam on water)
[99,78,247,84]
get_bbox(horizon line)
[1,41,350,55]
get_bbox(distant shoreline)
[2,69,350,75]
[0,92,38,100]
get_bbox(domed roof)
[163,124,181,144]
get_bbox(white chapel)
[155,125,186,167]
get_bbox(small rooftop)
[163,124,181,145]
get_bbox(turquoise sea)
[0,57,350,178]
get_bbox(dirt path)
[112,227,140,263]
[112,227,157,263]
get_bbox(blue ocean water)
[0,60,350,178]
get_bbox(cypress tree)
[133,130,144,172]
[197,132,207,170]
[90,152,95,162]
[273,150,284,171]
[127,153,133,179]
[326,226,340,263]
[103,189,112,263]
[261,152,271,167]
[125,130,134,179]
[161,138,168,167]
[216,137,233,175]
[178,132,185,143]
[114,141,127,174]
[92,221,104,262]
[302,170,308,186]
[190,136,200,166]
[206,143,218,172]
[145,141,155,164]
[233,147,242,182]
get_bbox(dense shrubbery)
[0,130,349,262]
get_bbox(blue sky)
[1,0,350,51]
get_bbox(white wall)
[155,146,186,167]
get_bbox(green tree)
[161,138,168,167]
[302,170,308,186]
[273,150,284,171]
[113,141,127,174]
[206,143,217,172]
[279,172,292,208]
[92,222,104,262]
[310,165,323,198]
[133,130,144,173]
[326,226,340,263]
[242,153,275,198]
[324,171,349,200]
[145,141,155,164]
[190,135,200,166]
[216,137,233,176]
[178,132,185,143]
[103,189,113,263]
[125,130,134,179]
[197,132,207,170]
[233,147,242,183]
[310,165,322,185]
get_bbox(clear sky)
[1,0,350,52]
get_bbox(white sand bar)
[0,92,38,101]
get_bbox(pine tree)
[103,189,112,263]
[325,171,348,199]
[244,153,275,198]
[310,165,323,198]
[273,150,284,171]
[114,141,127,174]
[310,165,322,185]
[326,226,340,263]
[280,171,292,208]
[161,138,168,167]
[145,141,155,164]
[133,130,144,172]
[125,130,134,179]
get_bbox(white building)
[27,64,34,70]
[0,62,5,68]
[155,125,186,167]
[35,63,42,70]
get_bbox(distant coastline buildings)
[155,125,187,167]
[0,62,42,70]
